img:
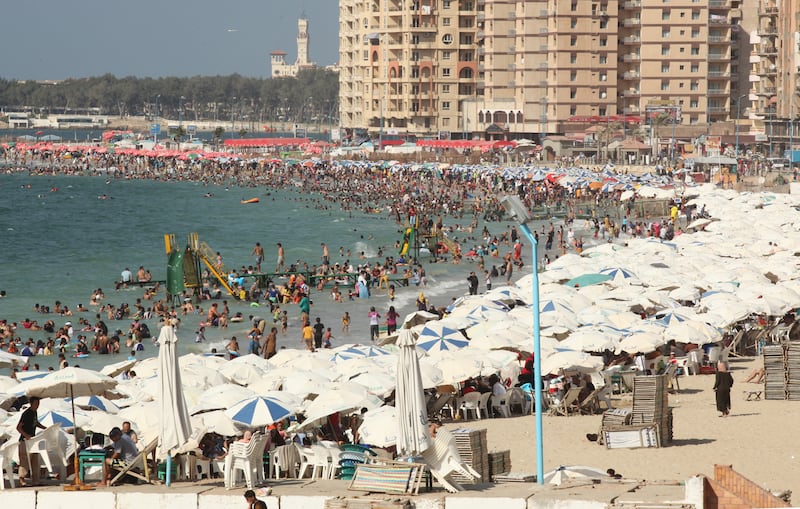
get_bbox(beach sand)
[442,355,798,498]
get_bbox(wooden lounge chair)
[549,387,581,417]
[577,387,604,415]
[109,438,158,486]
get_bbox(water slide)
[399,227,414,256]
[195,240,236,297]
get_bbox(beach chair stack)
[630,374,672,446]
[449,428,488,485]
[487,450,511,480]
[763,344,787,400]
[786,342,800,400]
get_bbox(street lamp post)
[735,94,747,159]
[154,94,161,144]
[500,195,544,485]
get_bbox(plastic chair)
[0,439,18,490]
[490,394,510,418]
[459,392,482,420]
[506,387,530,415]
[297,444,330,479]
[26,424,69,481]
[225,432,268,489]
[421,428,480,492]
[271,443,301,479]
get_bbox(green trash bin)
[157,461,178,481]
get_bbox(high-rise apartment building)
[339,0,746,139]
[747,0,800,151]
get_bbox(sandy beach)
[441,354,798,498]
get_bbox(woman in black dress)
[713,362,734,417]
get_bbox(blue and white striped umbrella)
[224,396,294,428]
[599,267,637,280]
[38,409,89,429]
[415,324,469,353]
[66,395,120,414]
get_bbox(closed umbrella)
[395,329,431,456]
[157,324,192,468]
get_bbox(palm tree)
[651,112,672,159]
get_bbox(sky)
[0,0,339,80]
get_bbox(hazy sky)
[0,0,338,80]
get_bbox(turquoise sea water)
[0,173,532,372]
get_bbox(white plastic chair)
[297,444,330,479]
[224,432,268,489]
[506,387,530,415]
[490,394,510,418]
[319,442,342,479]
[421,428,480,493]
[271,443,300,479]
[26,424,69,481]
[0,440,18,490]
[686,350,702,375]
[459,392,482,420]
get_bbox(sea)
[0,172,540,373]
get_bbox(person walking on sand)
[713,361,734,417]
[252,242,264,273]
[276,243,285,273]
[17,396,46,486]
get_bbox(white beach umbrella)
[616,331,665,354]
[82,411,133,435]
[0,349,29,368]
[299,383,384,429]
[190,384,257,415]
[357,405,398,447]
[190,410,240,437]
[157,324,192,458]
[543,465,609,485]
[394,329,431,456]
[401,310,440,329]
[282,370,337,397]
[348,371,396,396]
[559,327,621,353]
[540,349,604,376]
[100,359,137,378]
[218,362,267,386]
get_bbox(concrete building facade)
[338,0,770,140]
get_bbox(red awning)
[223,138,310,148]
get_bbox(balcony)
[758,46,777,55]
[622,36,641,45]
[622,90,640,97]
[760,28,778,35]
[708,53,730,61]
[623,18,641,26]
[708,106,728,114]
[623,107,641,114]
[622,54,641,62]
[708,71,730,78]
[709,0,729,8]
[756,87,776,95]
[708,35,728,43]
[760,67,777,75]
[622,0,641,8]
[622,71,640,80]
[708,88,729,96]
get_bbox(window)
[691,46,699,55]
[442,84,450,93]
[570,88,577,99]
[599,54,607,64]
[661,81,669,91]
[442,101,451,110]
[691,10,700,20]
[411,67,420,78]
[661,45,669,56]
[690,99,698,108]
[412,84,420,94]
[679,82,684,88]
[443,0,451,7]
[679,29,685,36]
[600,72,607,81]
[600,19,608,28]
[411,51,420,61]
[662,29,670,38]
[679,64,684,70]
[570,71,577,81]
[599,89,607,99]
[570,36,577,46]
[662,9,670,20]
[662,63,670,73]
[570,53,577,64]
[442,68,451,77]
[442,118,450,127]
[600,37,607,46]
[442,17,451,26]
[691,63,699,72]
[571,18,577,28]
[691,28,699,38]
[443,51,451,60]
[571,2,577,11]
[599,107,606,116]
[442,34,453,44]
[690,81,698,90]
[411,35,420,44]
[570,106,577,115]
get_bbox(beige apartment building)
[746,0,800,153]
[339,0,747,139]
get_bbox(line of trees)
[0,69,339,125]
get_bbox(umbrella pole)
[64,385,93,491]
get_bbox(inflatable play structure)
[164,232,237,303]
